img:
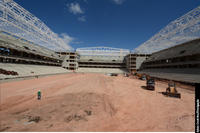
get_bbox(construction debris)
[0,68,18,76]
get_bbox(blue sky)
[15,0,200,50]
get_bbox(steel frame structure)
[76,47,130,57]
[134,6,200,54]
[0,0,71,51]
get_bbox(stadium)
[0,0,199,132]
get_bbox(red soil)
[0,73,195,131]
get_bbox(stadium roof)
[0,0,72,51]
[76,47,130,57]
[134,6,200,54]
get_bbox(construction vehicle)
[146,78,155,90]
[136,73,144,79]
[139,74,146,80]
[162,81,181,98]
[110,73,118,76]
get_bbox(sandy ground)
[0,73,195,131]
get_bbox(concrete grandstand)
[0,30,148,79]
[139,38,200,83]
[0,0,199,85]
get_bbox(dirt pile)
[28,92,116,123]
[1,92,116,131]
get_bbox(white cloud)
[60,33,74,45]
[112,0,125,5]
[67,2,84,15]
[78,16,86,22]
[58,33,74,50]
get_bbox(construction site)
[0,0,199,132]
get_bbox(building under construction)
[125,54,150,73]
[0,31,149,78]
[64,47,130,71]
[0,32,62,66]
[1,29,200,85]
[0,0,199,132]
[139,38,200,84]
[0,0,200,85]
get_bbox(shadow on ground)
[141,86,154,91]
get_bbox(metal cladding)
[0,0,71,51]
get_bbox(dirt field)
[0,73,195,131]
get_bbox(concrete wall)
[136,57,148,70]
[76,68,127,74]
[62,54,78,69]
[79,55,125,62]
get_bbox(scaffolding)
[0,0,71,51]
[134,6,200,54]
[76,47,130,57]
